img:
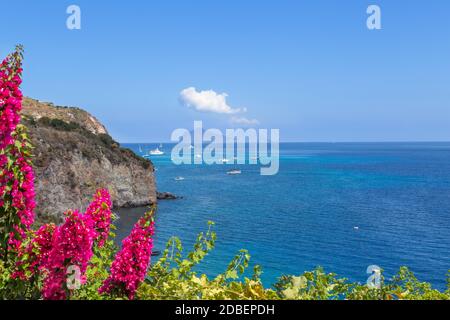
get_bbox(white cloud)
[180,87,245,114]
[231,116,260,126]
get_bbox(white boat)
[174,177,185,181]
[227,169,242,175]
[222,159,230,163]
[149,145,164,156]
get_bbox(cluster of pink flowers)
[12,223,56,280]
[28,224,56,269]
[0,56,23,149]
[99,211,155,299]
[7,155,36,249]
[0,48,36,255]
[40,190,113,300]
[41,210,96,300]
[84,189,113,247]
[5,155,36,252]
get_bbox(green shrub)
[1,220,449,300]
[38,117,81,131]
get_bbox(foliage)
[137,222,278,300]
[136,225,450,301]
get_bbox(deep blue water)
[118,143,450,290]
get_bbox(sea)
[117,142,450,290]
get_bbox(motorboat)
[149,144,165,156]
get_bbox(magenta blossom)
[99,210,155,300]
[84,189,113,247]
[41,210,96,300]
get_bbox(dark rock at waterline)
[157,192,182,200]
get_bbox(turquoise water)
[118,143,450,290]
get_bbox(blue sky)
[1,0,449,142]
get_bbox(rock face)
[21,98,157,223]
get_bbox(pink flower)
[39,188,113,300]
[99,210,155,300]
[84,189,113,247]
[41,210,96,300]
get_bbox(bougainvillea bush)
[1,46,449,300]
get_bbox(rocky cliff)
[21,98,157,223]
